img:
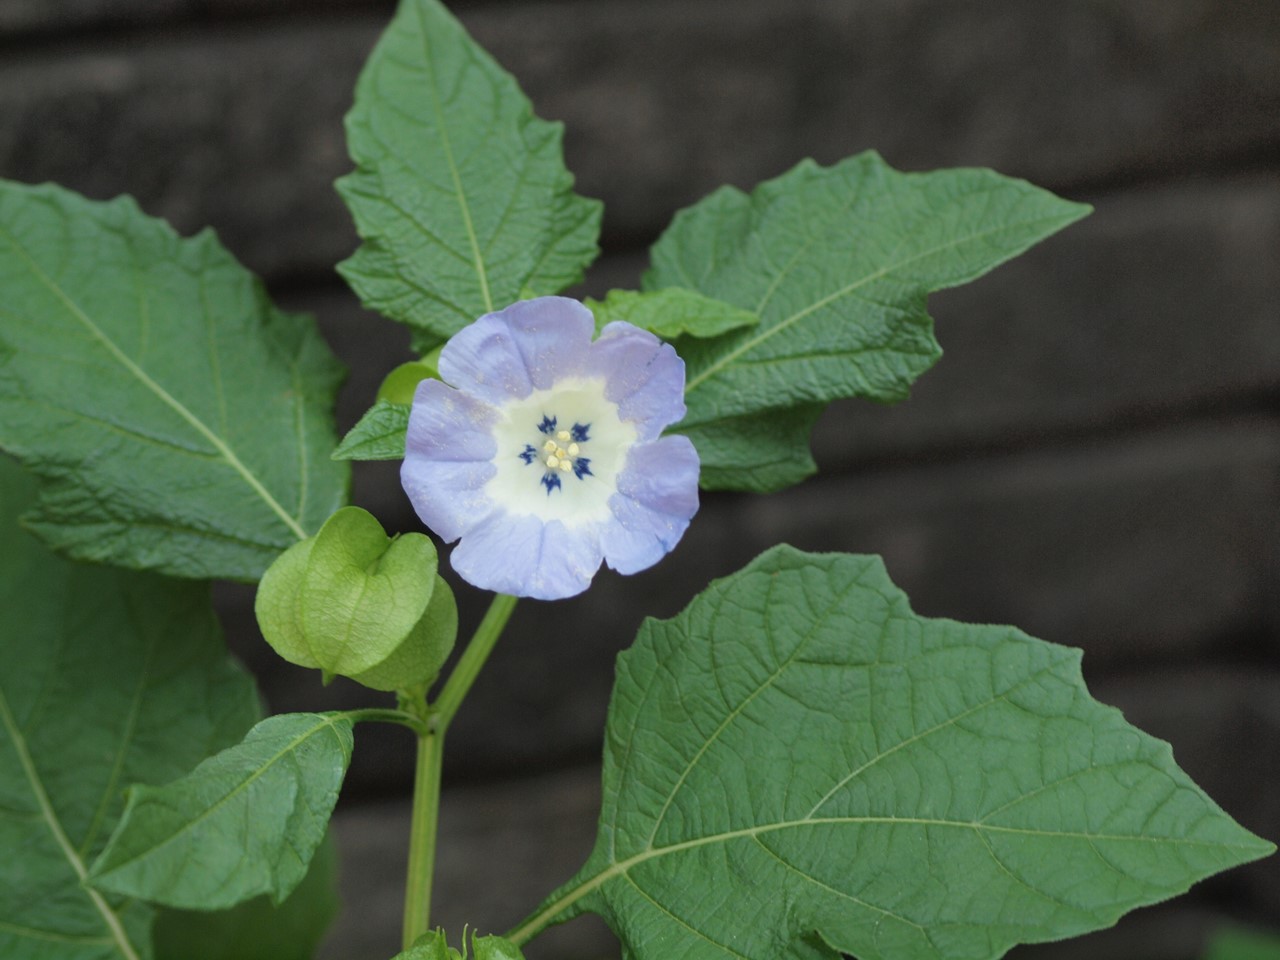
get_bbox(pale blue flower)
[401,297,700,600]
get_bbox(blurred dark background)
[3,0,1277,957]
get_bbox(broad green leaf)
[1204,927,1280,960]
[680,403,823,493]
[337,0,602,340]
[88,713,354,910]
[584,288,759,340]
[514,547,1274,960]
[0,181,349,581]
[152,833,340,960]
[0,456,260,960]
[333,400,411,461]
[645,152,1090,491]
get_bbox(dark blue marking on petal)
[538,415,558,435]
[519,444,537,465]
[573,457,593,480]
[570,423,590,443]
[541,472,562,494]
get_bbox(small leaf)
[0,456,260,959]
[515,546,1274,960]
[333,400,411,461]
[152,833,340,960]
[337,0,601,340]
[645,152,1090,491]
[584,288,759,340]
[0,181,349,580]
[88,713,354,910]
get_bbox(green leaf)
[333,400,411,461]
[515,547,1274,960]
[584,288,760,340]
[679,403,823,493]
[88,713,355,911]
[337,0,601,340]
[0,456,260,960]
[645,152,1090,491]
[0,180,349,581]
[152,833,340,960]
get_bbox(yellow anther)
[557,430,571,442]
[558,459,572,471]
[567,442,580,457]
[546,455,560,469]
[555,447,568,459]
[543,439,557,453]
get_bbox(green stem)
[432,593,518,728]
[341,707,429,736]
[399,592,518,946]
[402,726,445,949]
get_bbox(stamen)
[567,442,580,457]
[543,439,557,453]
[558,460,572,472]
[546,454,561,469]
[557,430,571,442]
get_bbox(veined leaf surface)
[646,153,1090,491]
[89,713,354,911]
[0,457,260,960]
[338,0,601,340]
[513,547,1273,960]
[0,181,348,581]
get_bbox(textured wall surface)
[3,1,1278,958]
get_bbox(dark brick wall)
[3,2,1277,958]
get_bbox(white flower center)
[487,377,635,527]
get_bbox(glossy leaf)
[584,288,759,340]
[88,713,354,910]
[151,833,339,960]
[645,153,1090,491]
[0,181,348,581]
[515,547,1274,960]
[337,0,601,341]
[333,400,411,461]
[0,456,260,960]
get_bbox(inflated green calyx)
[255,506,456,692]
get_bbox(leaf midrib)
[413,0,494,314]
[90,715,348,880]
[0,686,144,960]
[681,212,1077,398]
[0,219,308,543]
[511,810,1263,946]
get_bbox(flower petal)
[585,321,687,440]
[401,379,499,542]
[602,434,700,575]
[438,297,595,405]
[450,511,604,600]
